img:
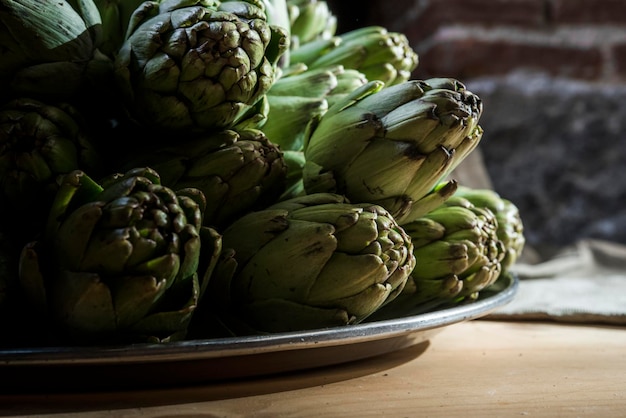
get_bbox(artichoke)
[122,128,287,230]
[0,0,111,102]
[201,193,415,334]
[114,0,289,133]
[303,78,484,225]
[373,195,505,319]
[18,168,222,344]
[289,25,417,86]
[0,98,101,240]
[454,186,525,271]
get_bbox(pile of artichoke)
[0,0,524,346]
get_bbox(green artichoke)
[18,168,222,344]
[122,128,287,230]
[454,186,525,271]
[0,98,101,240]
[114,0,289,133]
[290,25,417,86]
[201,193,415,334]
[303,78,484,225]
[0,0,111,102]
[373,195,505,318]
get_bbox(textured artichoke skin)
[114,0,288,132]
[17,168,221,344]
[201,193,416,334]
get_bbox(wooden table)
[2,320,625,417]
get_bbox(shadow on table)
[0,340,430,416]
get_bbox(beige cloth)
[488,239,626,325]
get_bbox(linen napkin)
[488,239,626,325]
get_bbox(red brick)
[550,0,626,24]
[413,38,604,80]
[369,0,547,42]
[613,43,626,79]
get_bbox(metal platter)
[0,274,518,392]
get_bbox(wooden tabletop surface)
[2,320,625,417]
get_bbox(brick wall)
[361,0,626,84]
[327,0,626,255]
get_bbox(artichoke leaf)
[17,241,48,313]
[221,209,289,263]
[51,270,117,338]
[244,298,352,332]
[329,282,392,319]
[54,202,104,271]
[235,218,337,301]
[412,240,471,280]
[307,252,389,303]
[342,139,426,200]
[112,275,168,329]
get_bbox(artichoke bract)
[373,195,505,319]
[0,98,100,240]
[202,193,415,334]
[303,78,484,225]
[289,26,417,86]
[114,0,289,133]
[454,186,525,271]
[123,128,287,230]
[286,0,336,50]
[18,168,222,344]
